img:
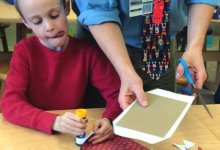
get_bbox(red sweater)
[0,36,122,134]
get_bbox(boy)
[0,0,122,145]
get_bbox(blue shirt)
[74,0,219,48]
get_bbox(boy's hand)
[89,118,114,145]
[52,112,87,135]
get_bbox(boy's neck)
[40,36,69,52]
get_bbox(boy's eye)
[50,10,60,19]
[50,15,59,19]
[32,18,42,25]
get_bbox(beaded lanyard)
[142,0,170,80]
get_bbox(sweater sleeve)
[0,42,57,134]
[87,44,122,120]
[74,0,121,26]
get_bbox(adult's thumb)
[135,89,148,107]
[176,63,184,79]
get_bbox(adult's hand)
[176,50,207,89]
[118,72,148,110]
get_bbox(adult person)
[72,0,219,109]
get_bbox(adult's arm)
[89,23,147,109]
[75,0,147,109]
[176,3,216,89]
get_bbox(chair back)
[0,52,12,97]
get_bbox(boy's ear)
[21,18,31,29]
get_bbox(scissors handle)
[178,58,194,85]
[178,58,213,119]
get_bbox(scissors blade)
[191,88,214,95]
[198,94,213,119]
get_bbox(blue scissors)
[178,58,214,119]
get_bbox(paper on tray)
[113,89,195,144]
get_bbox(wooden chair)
[0,24,10,51]
[0,23,11,97]
[0,52,12,97]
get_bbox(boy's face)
[20,0,68,48]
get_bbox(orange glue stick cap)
[75,109,87,119]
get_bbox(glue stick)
[75,109,88,146]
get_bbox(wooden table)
[1,105,220,150]
[0,0,77,42]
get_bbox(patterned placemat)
[80,135,148,150]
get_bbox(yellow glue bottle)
[75,109,88,146]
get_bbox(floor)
[0,23,219,104]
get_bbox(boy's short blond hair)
[14,0,66,19]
